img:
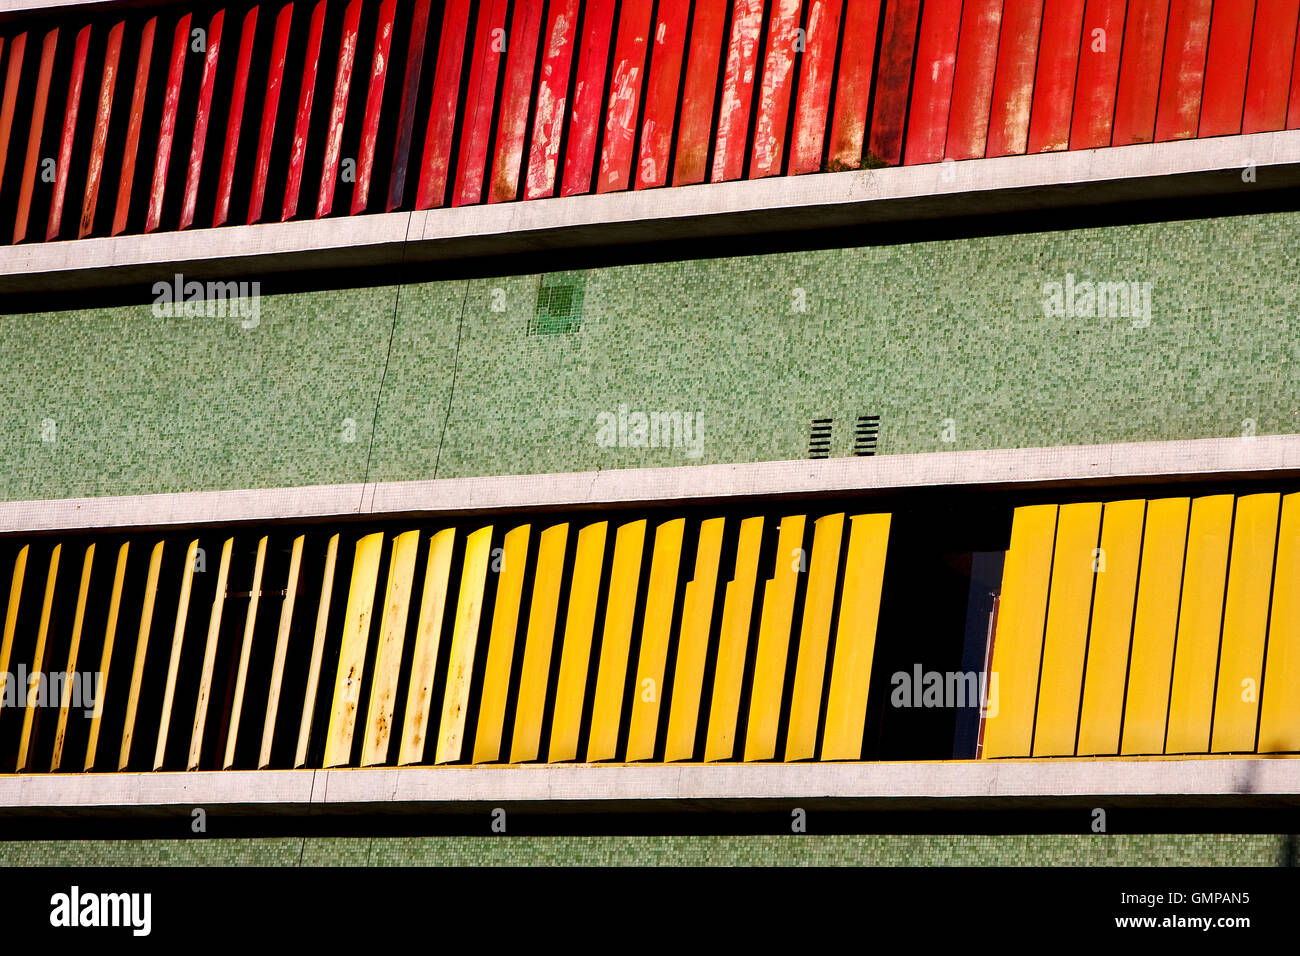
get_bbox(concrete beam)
[0,130,1295,293]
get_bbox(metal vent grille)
[808,418,832,459]
[854,415,880,456]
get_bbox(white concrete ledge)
[0,434,1297,535]
[0,130,1296,293]
[0,758,1298,815]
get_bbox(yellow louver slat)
[224,535,268,770]
[626,518,686,762]
[119,540,164,771]
[17,544,60,771]
[435,526,493,764]
[1259,492,1300,753]
[361,530,420,767]
[979,505,1056,759]
[744,515,806,761]
[397,528,455,765]
[1211,493,1280,753]
[548,521,608,762]
[472,524,532,764]
[1166,495,1234,754]
[1032,502,1102,757]
[0,545,28,715]
[153,539,199,770]
[588,520,648,762]
[323,533,384,768]
[261,534,306,769]
[705,516,765,762]
[509,523,569,763]
[295,533,339,769]
[821,512,891,760]
[785,513,846,761]
[189,538,234,770]
[85,542,128,771]
[664,517,725,762]
[51,544,94,771]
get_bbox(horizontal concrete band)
[0,434,1297,535]
[0,131,1294,292]
[0,758,1297,815]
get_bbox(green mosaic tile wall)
[2,210,1297,502]
[0,833,1289,866]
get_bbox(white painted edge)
[0,758,1297,811]
[0,434,1297,534]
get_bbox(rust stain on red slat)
[0,33,26,199]
[452,0,510,206]
[248,3,292,224]
[1027,0,1085,153]
[634,0,690,189]
[986,0,1044,157]
[80,21,124,237]
[711,0,765,182]
[1199,0,1256,136]
[281,0,327,221]
[47,24,90,241]
[1069,0,1127,149]
[560,0,617,196]
[1154,0,1211,142]
[788,0,845,175]
[352,0,398,214]
[749,0,805,178]
[904,0,963,165]
[180,9,226,229]
[316,0,363,218]
[1243,0,1299,133]
[416,0,472,209]
[1111,0,1169,145]
[524,0,581,199]
[868,0,922,167]
[14,28,58,245]
[386,0,432,211]
[488,0,546,203]
[113,18,156,236]
[144,15,192,234]
[598,0,656,193]
[215,6,259,227]
[827,0,883,170]
[945,0,1004,161]
[671,0,728,184]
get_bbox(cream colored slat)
[188,538,234,770]
[223,536,268,769]
[397,528,455,765]
[435,526,494,764]
[360,530,420,767]
[259,534,306,769]
[152,540,199,770]
[323,533,384,768]
[294,533,339,768]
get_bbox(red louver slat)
[215,6,259,227]
[788,0,845,175]
[598,0,656,193]
[1199,0,1256,137]
[711,0,765,181]
[1111,0,1169,146]
[80,21,124,237]
[488,0,545,203]
[945,0,1004,162]
[452,0,510,206]
[145,15,193,234]
[827,0,883,170]
[387,0,432,211]
[352,0,397,214]
[1154,0,1211,143]
[47,24,90,241]
[248,3,292,224]
[281,0,327,221]
[672,0,728,184]
[868,0,922,167]
[14,28,58,245]
[316,0,363,218]
[180,9,226,230]
[560,0,616,196]
[0,33,26,199]
[1289,10,1300,128]
[416,0,472,209]
[749,0,805,179]
[1027,0,1085,154]
[904,0,964,165]
[634,0,690,189]
[113,18,156,236]
[1069,0,1127,149]
[523,0,581,200]
[985,0,1044,157]
[1243,0,1299,133]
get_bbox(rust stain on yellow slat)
[189,538,234,770]
[509,523,569,763]
[626,519,686,762]
[153,539,199,770]
[323,532,384,768]
[665,517,724,762]
[294,533,338,768]
[704,516,765,762]
[784,513,845,761]
[435,525,494,764]
[260,534,306,768]
[587,520,648,762]
[472,524,531,764]
[397,528,455,765]
[361,530,420,767]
